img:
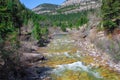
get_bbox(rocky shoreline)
[11,26,120,80]
[68,27,120,73]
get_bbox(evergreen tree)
[101,0,120,31]
[0,0,48,79]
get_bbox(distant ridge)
[61,0,91,6]
[32,3,59,14]
[32,0,101,14]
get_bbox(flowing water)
[38,33,120,80]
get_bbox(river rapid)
[36,33,120,80]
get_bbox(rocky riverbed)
[19,27,120,80]
[34,28,120,80]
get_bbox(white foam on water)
[75,50,81,57]
[56,61,89,71]
[91,72,102,78]
[52,61,102,78]
[64,52,71,57]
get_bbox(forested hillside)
[101,0,120,32]
[0,0,48,79]
[32,3,59,14]
[42,11,89,31]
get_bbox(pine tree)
[101,0,120,32]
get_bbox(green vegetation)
[0,0,22,59]
[0,0,49,79]
[1,0,120,79]
[97,0,120,62]
[101,0,120,32]
[33,3,59,14]
[51,70,104,80]
[0,0,47,59]
[32,23,48,40]
[35,3,58,11]
[57,4,80,13]
[43,11,89,31]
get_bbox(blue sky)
[20,0,65,9]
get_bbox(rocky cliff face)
[32,0,101,14]
[61,0,101,6]
[59,0,101,14]
[61,0,90,6]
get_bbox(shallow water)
[52,61,102,78]
[39,33,120,80]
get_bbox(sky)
[20,0,65,9]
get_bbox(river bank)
[34,27,120,80]
[17,26,120,80]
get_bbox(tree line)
[0,0,48,79]
[101,0,120,32]
[43,11,89,31]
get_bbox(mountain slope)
[32,0,101,14]
[59,0,101,14]
[61,0,96,6]
[32,3,59,14]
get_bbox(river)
[37,33,120,80]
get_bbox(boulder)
[36,39,50,47]
[20,53,46,63]
[87,27,97,42]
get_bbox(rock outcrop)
[61,0,94,6]
[32,0,101,14]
